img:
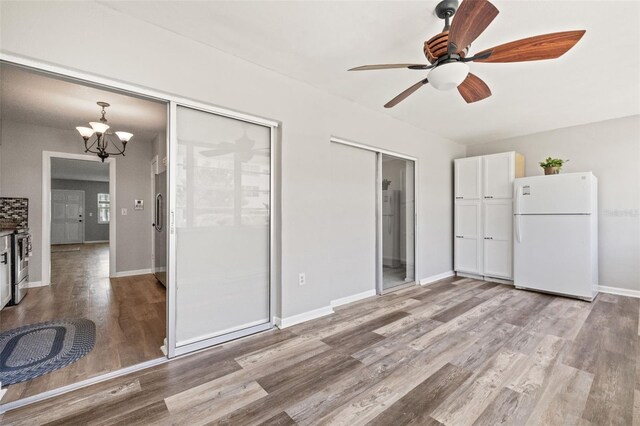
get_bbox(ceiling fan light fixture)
[427,62,470,91]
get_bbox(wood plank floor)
[1,276,638,425]
[0,243,166,404]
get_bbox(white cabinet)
[483,200,513,278]
[454,200,482,274]
[454,157,481,200]
[483,152,516,199]
[454,152,524,280]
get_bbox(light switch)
[121,208,128,215]
[89,212,93,217]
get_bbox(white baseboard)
[419,271,455,286]
[27,281,47,288]
[111,268,152,278]
[598,285,640,299]
[83,240,109,244]
[331,289,377,308]
[274,305,334,329]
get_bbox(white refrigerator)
[513,172,598,301]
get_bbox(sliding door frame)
[167,101,278,357]
[330,136,418,296]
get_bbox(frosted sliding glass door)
[173,105,272,350]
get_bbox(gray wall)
[51,179,109,242]
[329,143,377,300]
[0,120,154,281]
[1,1,465,318]
[467,115,640,292]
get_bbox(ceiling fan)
[349,0,585,107]
[200,130,268,162]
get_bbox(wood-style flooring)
[0,243,166,404]
[1,276,638,424]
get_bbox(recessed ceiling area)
[51,158,110,182]
[98,0,640,145]
[0,63,167,143]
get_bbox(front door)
[51,189,84,244]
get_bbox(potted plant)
[539,157,569,175]
[382,179,392,190]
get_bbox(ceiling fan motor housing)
[424,31,466,64]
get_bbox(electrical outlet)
[298,273,306,286]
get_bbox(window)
[97,193,110,224]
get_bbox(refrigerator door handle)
[515,214,521,243]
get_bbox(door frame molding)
[330,136,419,296]
[50,188,86,244]
[42,151,116,285]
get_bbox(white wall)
[467,116,640,292]
[0,1,465,318]
[0,120,154,280]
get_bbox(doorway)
[0,61,168,407]
[379,154,416,292]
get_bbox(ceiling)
[51,158,110,182]
[0,63,167,143]
[99,0,640,145]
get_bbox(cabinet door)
[454,157,481,200]
[454,200,482,274]
[482,152,514,199]
[483,199,513,279]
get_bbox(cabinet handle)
[455,196,463,199]
[484,237,493,239]
[484,196,493,199]
[0,252,7,264]
[456,236,464,239]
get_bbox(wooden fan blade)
[349,64,433,71]
[448,0,499,54]
[473,30,586,63]
[457,73,491,103]
[384,78,429,108]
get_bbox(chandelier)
[76,102,133,162]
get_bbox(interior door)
[170,104,273,354]
[51,189,84,244]
[330,143,376,299]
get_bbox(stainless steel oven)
[11,229,29,304]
